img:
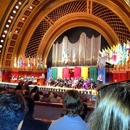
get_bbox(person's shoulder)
[48,118,63,130]
[22,117,49,130]
[34,119,49,128]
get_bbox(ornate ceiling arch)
[38,13,119,65]
[0,0,130,69]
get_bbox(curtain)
[47,68,52,79]
[81,67,88,80]
[74,67,81,78]
[51,68,57,80]
[57,67,63,79]
[52,33,101,66]
[120,73,127,81]
[98,67,106,83]
[62,68,70,79]
[89,67,97,82]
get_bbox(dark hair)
[30,86,38,94]
[62,90,83,116]
[0,91,27,130]
[80,103,88,120]
[54,93,58,98]
[25,97,35,116]
[24,90,30,97]
[33,93,40,101]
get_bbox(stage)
[0,82,97,99]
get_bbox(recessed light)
[22,17,25,21]
[0,40,4,43]
[15,5,19,9]
[6,24,9,28]
[10,16,13,19]
[15,30,18,33]
[4,30,7,33]
[8,19,11,23]
[18,2,22,5]
[29,6,33,9]
[2,34,5,38]
[13,10,16,14]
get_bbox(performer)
[54,77,61,87]
[97,75,103,84]
[47,76,54,86]
[90,78,95,89]
[72,77,78,88]
[41,73,45,79]
[83,78,90,89]
[77,77,84,89]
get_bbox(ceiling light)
[0,40,4,43]
[29,6,33,9]
[22,17,25,21]
[15,5,19,9]
[6,24,9,28]
[4,30,7,33]
[10,16,13,19]
[15,30,18,33]
[18,2,22,5]
[8,19,11,23]
[0,45,2,48]
[2,34,5,38]
[13,10,16,14]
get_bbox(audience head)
[54,93,58,98]
[62,90,83,117]
[0,91,27,130]
[24,90,30,97]
[33,93,40,101]
[31,86,38,93]
[88,82,130,130]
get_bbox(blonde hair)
[88,82,130,130]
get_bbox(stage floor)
[0,82,96,96]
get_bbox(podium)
[37,78,44,86]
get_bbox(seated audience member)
[39,91,44,100]
[40,93,50,102]
[49,90,89,130]
[33,93,40,101]
[21,97,49,130]
[23,90,30,97]
[50,93,60,103]
[22,82,30,91]
[30,86,39,99]
[88,82,130,130]
[49,92,54,99]
[15,81,24,90]
[0,91,27,130]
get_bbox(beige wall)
[0,0,10,21]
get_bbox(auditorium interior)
[0,0,130,124]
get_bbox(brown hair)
[62,90,83,116]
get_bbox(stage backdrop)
[89,67,98,83]
[47,66,98,82]
[98,67,106,84]
[51,68,58,80]
[81,67,89,80]
[47,68,52,79]
[52,32,101,67]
